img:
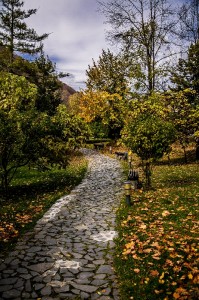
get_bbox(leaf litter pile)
[115,162,199,300]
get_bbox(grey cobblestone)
[0,149,123,299]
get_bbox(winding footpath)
[0,149,124,300]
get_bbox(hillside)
[0,46,76,104]
[61,82,76,104]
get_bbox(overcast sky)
[23,0,109,90]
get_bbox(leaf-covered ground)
[115,146,199,299]
[0,153,87,255]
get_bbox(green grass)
[0,152,88,256]
[114,145,199,300]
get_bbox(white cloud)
[23,0,109,90]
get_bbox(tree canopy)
[0,72,89,193]
[86,49,131,98]
[69,90,127,139]
[171,41,199,104]
[0,72,38,192]
[122,93,176,187]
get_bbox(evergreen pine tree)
[0,0,48,61]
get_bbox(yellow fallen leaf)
[188,273,193,280]
[160,272,165,279]
[159,279,165,284]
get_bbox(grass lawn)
[114,145,199,299]
[0,151,87,257]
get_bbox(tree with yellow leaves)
[69,90,127,139]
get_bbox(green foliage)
[0,72,89,192]
[171,42,199,104]
[89,120,109,138]
[86,49,131,98]
[69,90,127,139]
[51,104,90,151]
[163,89,199,161]
[31,53,64,115]
[0,0,48,59]
[0,72,38,192]
[123,113,175,187]
[1,51,67,115]
[122,94,176,187]
[124,114,175,162]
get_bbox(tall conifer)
[0,0,48,60]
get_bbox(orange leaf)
[134,268,140,273]
[173,292,180,299]
[150,270,159,277]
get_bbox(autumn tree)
[69,90,127,139]
[86,49,131,98]
[99,0,178,93]
[0,0,48,61]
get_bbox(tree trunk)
[2,170,9,199]
[145,162,152,188]
[182,145,188,163]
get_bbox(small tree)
[122,97,176,188]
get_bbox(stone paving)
[0,149,124,300]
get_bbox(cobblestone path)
[0,149,124,300]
